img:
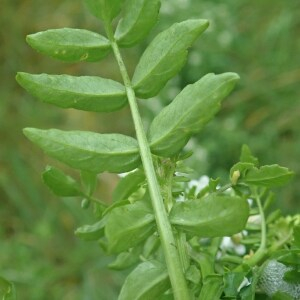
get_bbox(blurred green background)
[0,0,299,299]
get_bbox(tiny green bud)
[81,198,91,209]
[231,170,241,185]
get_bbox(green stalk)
[239,191,267,269]
[161,159,189,272]
[105,24,190,300]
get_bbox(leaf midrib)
[34,130,140,157]
[24,74,126,99]
[30,29,111,48]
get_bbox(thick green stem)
[105,24,190,300]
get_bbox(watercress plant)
[17,0,299,299]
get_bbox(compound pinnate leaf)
[16,73,127,113]
[105,200,155,254]
[85,0,122,22]
[170,194,249,237]
[132,19,209,98]
[42,166,82,197]
[75,217,106,241]
[242,165,294,187]
[23,128,141,174]
[26,28,111,62]
[118,261,170,300]
[115,0,161,47]
[148,73,239,156]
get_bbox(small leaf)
[132,19,209,98]
[284,270,300,284]
[142,234,160,259]
[16,73,127,113]
[277,253,300,266]
[112,169,145,202]
[242,165,294,187]
[118,260,170,300]
[170,194,249,237]
[26,28,111,62]
[240,145,259,166]
[115,0,161,47]
[109,246,142,270]
[185,265,201,284]
[85,0,122,22]
[105,200,155,253]
[75,217,106,241]
[42,165,82,197]
[103,199,130,216]
[148,73,239,156]
[23,128,141,174]
[198,275,224,300]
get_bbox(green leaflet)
[242,165,294,187]
[132,19,209,98]
[42,166,82,197]
[142,234,160,259]
[16,73,127,113]
[109,246,142,270]
[85,0,122,22]
[240,144,259,166]
[105,200,155,254]
[23,128,141,174]
[185,265,201,284]
[118,261,170,300]
[169,195,249,237]
[75,217,106,241]
[102,199,130,216]
[115,0,161,47]
[223,272,247,298]
[112,169,145,202]
[148,73,239,156]
[198,275,224,300]
[26,28,110,62]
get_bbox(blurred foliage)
[0,0,299,298]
